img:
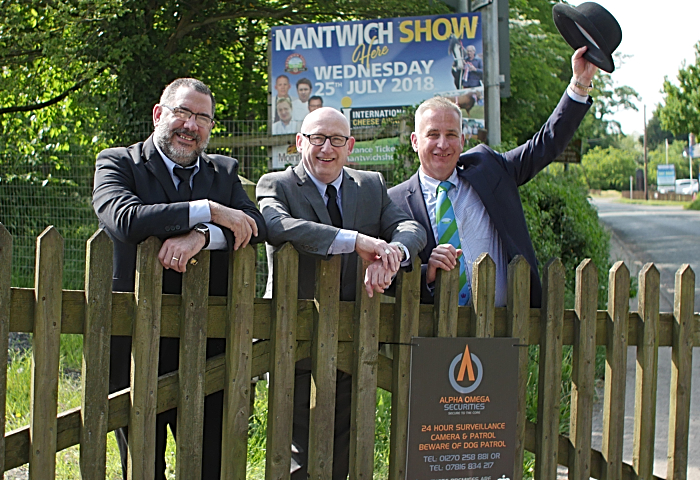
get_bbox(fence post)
[570,259,597,479]
[602,261,630,480]
[0,225,12,474]
[506,255,530,479]
[632,263,659,479]
[434,264,459,337]
[128,237,163,480]
[29,226,63,480]
[534,258,565,480]
[350,258,380,479]
[308,256,341,479]
[221,244,256,479]
[176,250,210,480]
[389,259,421,480]
[472,253,495,337]
[80,230,113,478]
[667,264,695,480]
[266,243,299,477]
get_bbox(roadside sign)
[406,337,519,479]
[657,164,676,192]
[554,139,582,163]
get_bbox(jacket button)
[165,226,171,232]
[175,225,181,230]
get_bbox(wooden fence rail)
[0,223,697,479]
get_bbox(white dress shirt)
[154,143,226,250]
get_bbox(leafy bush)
[580,145,639,191]
[520,171,611,308]
[686,197,700,210]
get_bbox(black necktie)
[174,167,194,200]
[326,184,343,228]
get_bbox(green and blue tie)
[436,181,470,305]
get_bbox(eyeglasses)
[301,133,350,147]
[160,105,214,129]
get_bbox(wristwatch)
[392,242,407,262]
[193,223,210,249]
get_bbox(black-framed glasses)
[160,105,214,128]
[301,133,350,147]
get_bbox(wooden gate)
[0,224,696,479]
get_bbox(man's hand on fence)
[363,258,400,298]
[158,230,206,272]
[426,244,462,284]
[209,201,258,250]
[355,233,402,272]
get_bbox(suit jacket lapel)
[294,163,332,225]
[142,136,180,203]
[340,168,357,230]
[406,173,436,258]
[193,154,215,200]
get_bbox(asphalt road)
[590,197,700,479]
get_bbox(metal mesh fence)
[0,159,98,290]
[1,121,400,292]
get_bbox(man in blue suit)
[388,47,597,307]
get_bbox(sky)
[595,0,700,136]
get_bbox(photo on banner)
[269,13,484,169]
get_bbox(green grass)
[686,197,700,210]
[618,197,692,206]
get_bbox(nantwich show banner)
[406,337,519,480]
[269,13,484,168]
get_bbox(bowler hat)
[552,2,622,73]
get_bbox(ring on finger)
[384,249,390,255]
[171,256,179,262]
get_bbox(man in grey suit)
[256,107,426,479]
[93,78,266,479]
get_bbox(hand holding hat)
[553,2,622,73]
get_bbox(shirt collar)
[419,167,459,197]
[154,141,200,179]
[303,163,343,198]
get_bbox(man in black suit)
[93,78,266,479]
[389,47,597,307]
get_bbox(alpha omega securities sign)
[406,337,519,480]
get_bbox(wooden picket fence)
[0,223,697,479]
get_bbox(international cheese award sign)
[406,337,519,480]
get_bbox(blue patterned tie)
[436,181,470,305]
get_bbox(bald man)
[256,107,426,479]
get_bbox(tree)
[658,42,700,136]
[502,0,639,147]
[1,0,449,159]
[644,110,685,151]
[580,145,639,190]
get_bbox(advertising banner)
[406,337,519,480]
[657,164,676,192]
[269,13,484,168]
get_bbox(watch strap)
[193,223,210,249]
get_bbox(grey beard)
[154,123,210,167]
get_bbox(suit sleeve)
[376,173,427,264]
[256,172,338,257]
[481,91,592,186]
[93,148,190,245]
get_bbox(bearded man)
[93,77,266,480]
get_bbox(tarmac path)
[589,197,700,479]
